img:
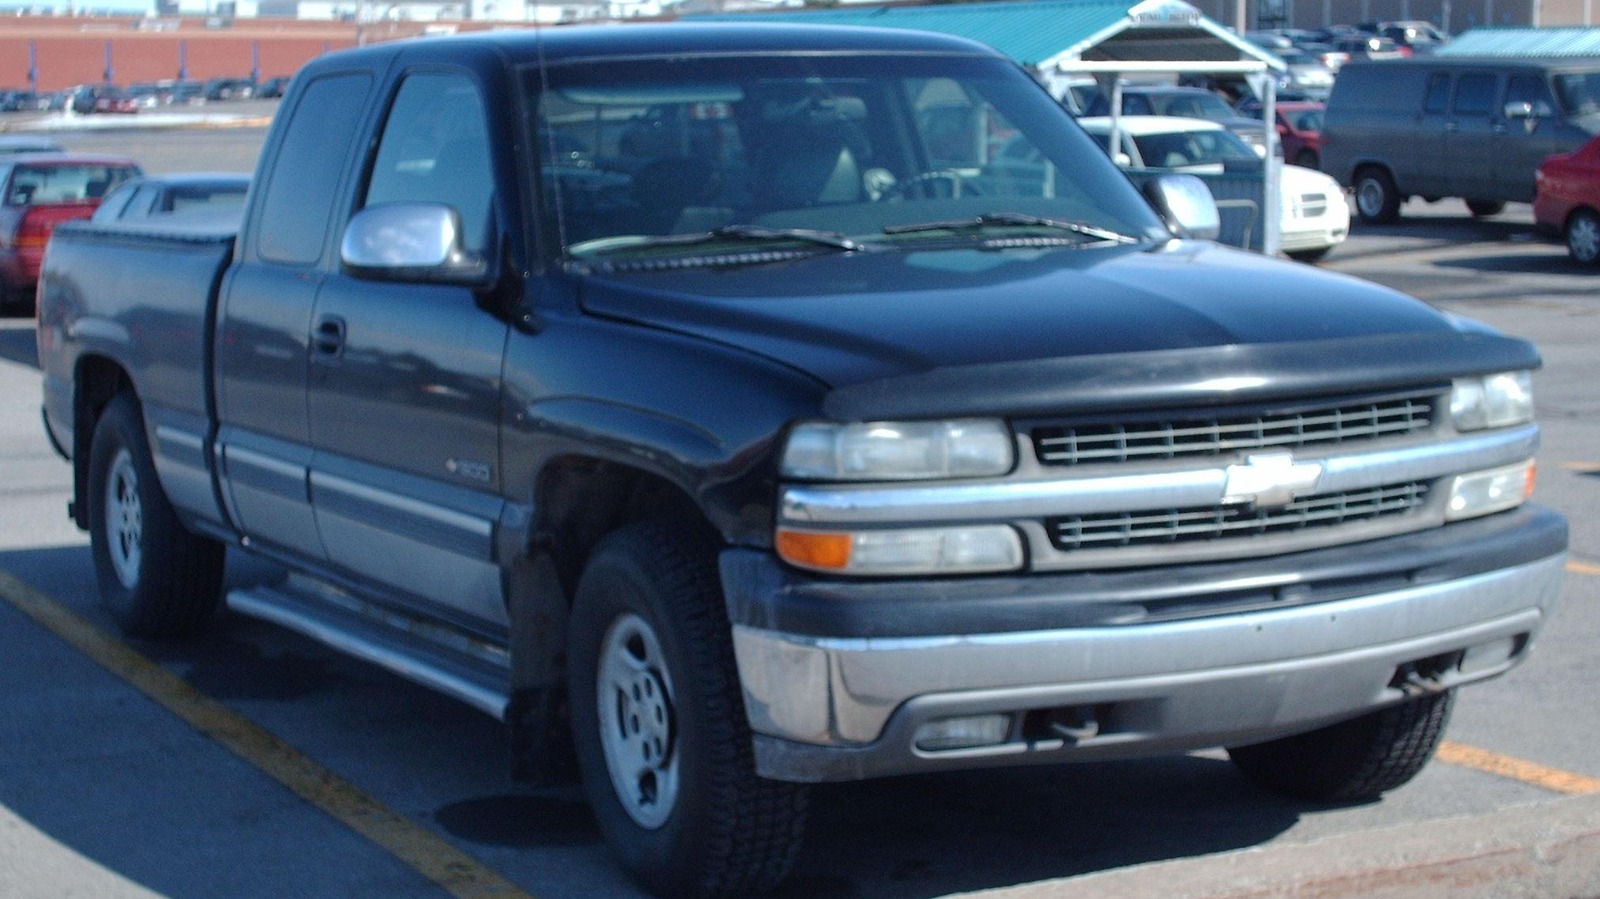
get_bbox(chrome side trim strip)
[223,444,309,502]
[310,471,494,559]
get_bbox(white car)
[1076,115,1350,262]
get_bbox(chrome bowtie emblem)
[1222,452,1323,509]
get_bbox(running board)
[227,575,511,720]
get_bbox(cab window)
[363,72,495,258]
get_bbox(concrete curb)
[964,792,1600,898]
[0,113,273,134]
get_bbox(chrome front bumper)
[730,551,1566,783]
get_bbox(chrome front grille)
[1031,391,1436,466]
[1047,482,1430,551]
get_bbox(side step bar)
[227,575,511,720]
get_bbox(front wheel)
[87,393,225,637]
[1465,199,1506,218]
[1353,167,1402,224]
[1567,208,1600,265]
[1228,690,1454,802]
[567,522,809,897]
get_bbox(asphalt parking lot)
[0,116,1597,897]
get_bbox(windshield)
[528,54,1165,261]
[1555,71,1600,116]
[1151,92,1237,122]
[1135,129,1256,168]
[5,164,136,205]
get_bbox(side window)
[127,185,162,218]
[1505,75,1555,116]
[1423,73,1450,114]
[255,72,372,266]
[95,183,137,220]
[1452,74,1497,116]
[364,73,494,258]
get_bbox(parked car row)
[0,142,252,314]
[0,152,141,312]
[1076,115,1349,262]
[0,75,290,116]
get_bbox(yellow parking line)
[1560,461,1600,474]
[0,570,535,899]
[1437,741,1600,796]
[1568,561,1600,577]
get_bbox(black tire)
[1566,208,1600,265]
[1353,167,1402,224]
[1465,199,1506,218]
[1293,149,1319,170]
[1228,690,1455,803]
[1286,245,1333,263]
[86,393,225,637]
[567,522,809,898]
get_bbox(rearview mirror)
[340,202,491,287]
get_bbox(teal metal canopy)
[1437,27,1600,58]
[690,0,1283,72]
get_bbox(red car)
[1535,135,1600,265]
[0,153,141,312]
[1274,100,1326,170]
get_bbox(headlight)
[1451,371,1534,431]
[781,419,1014,481]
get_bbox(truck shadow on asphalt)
[2,542,1331,899]
[773,760,1308,897]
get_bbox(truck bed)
[38,211,240,528]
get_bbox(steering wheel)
[881,169,977,200]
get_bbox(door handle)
[313,315,346,357]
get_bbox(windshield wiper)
[574,224,864,257]
[882,212,1139,244]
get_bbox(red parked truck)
[0,152,140,312]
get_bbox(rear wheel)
[1353,167,1402,224]
[1228,690,1454,802]
[1286,245,1332,263]
[87,393,225,637]
[567,522,809,897]
[1566,208,1600,265]
[1465,199,1506,217]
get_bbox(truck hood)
[577,240,1531,417]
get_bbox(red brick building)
[0,17,491,92]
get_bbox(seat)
[754,121,863,212]
[628,157,719,234]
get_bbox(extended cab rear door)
[215,70,373,562]
[305,69,511,632]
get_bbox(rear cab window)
[6,163,136,205]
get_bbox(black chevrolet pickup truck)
[37,23,1567,898]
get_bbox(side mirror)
[1144,173,1220,241]
[340,202,491,287]
[1503,100,1536,120]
